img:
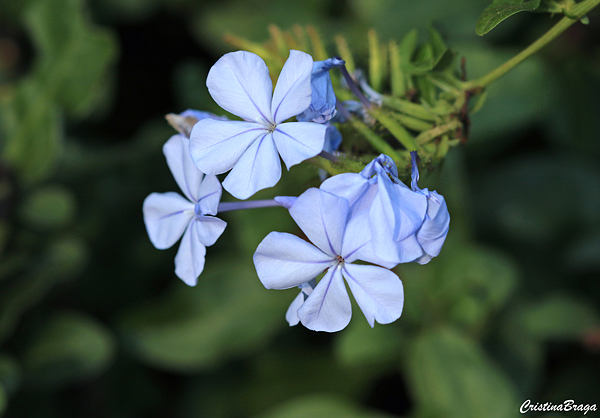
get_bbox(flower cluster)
[142,49,450,332]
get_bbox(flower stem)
[217,200,282,213]
[463,0,600,91]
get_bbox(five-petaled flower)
[253,188,404,332]
[190,50,327,200]
[143,134,227,286]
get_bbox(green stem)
[463,0,600,91]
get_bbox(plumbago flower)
[297,57,345,123]
[409,151,450,264]
[143,134,227,286]
[253,188,404,332]
[190,50,328,200]
[320,153,449,266]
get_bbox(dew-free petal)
[163,134,203,202]
[298,267,351,332]
[271,50,313,125]
[254,231,333,290]
[285,281,315,326]
[206,51,273,124]
[342,263,404,327]
[273,122,326,170]
[174,221,207,286]
[416,192,450,263]
[194,216,227,247]
[222,133,281,200]
[289,188,349,257]
[143,192,194,250]
[340,211,371,263]
[196,174,222,215]
[190,119,265,175]
[320,172,371,214]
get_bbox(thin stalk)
[463,0,600,91]
[217,200,282,213]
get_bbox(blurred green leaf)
[0,355,21,395]
[0,235,89,342]
[335,318,404,366]
[399,242,518,332]
[25,0,118,116]
[22,311,116,388]
[258,394,390,418]
[476,1,541,36]
[406,327,518,418]
[521,295,600,340]
[18,185,76,230]
[0,384,6,416]
[1,79,62,183]
[118,258,290,372]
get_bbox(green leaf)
[0,384,6,416]
[0,355,21,395]
[258,394,387,418]
[476,0,542,36]
[406,327,518,418]
[118,258,290,372]
[18,185,76,230]
[1,79,62,183]
[22,311,116,388]
[335,318,404,366]
[25,0,118,116]
[521,296,600,340]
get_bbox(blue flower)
[143,134,227,286]
[254,188,404,332]
[189,50,327,200]
[410,151,450,264]
[320,153,450,266]
[297,57,345,123]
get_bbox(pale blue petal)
[361,154,398,180]
[410,150,420,191]
[273,122,326,170]
[222,133,281,200]
[143,192,194,250]
[319,173,372,217]
[369,194,425,265]
[289,188,349,257]
[340,211,371,263]
[163,134,203,202]
[285,281,315,326]
[286,292,304,326]
[254,232,333,289]
[196,175,222,215]
[416,192,450,262]
[271,50,313,125]
[323,124,342,153]
[174,221,207,286]
[206,51,273,124]
[194,216,227,247]
[377,175,427,242]
[298,267,351,332]
[342,263,404,327]
[190,119,265,175]
[296,57,344,123]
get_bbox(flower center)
[335,254,345,265]
[194,203,203,216]
[266,123,277,134]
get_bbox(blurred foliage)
[1,0,600,416]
